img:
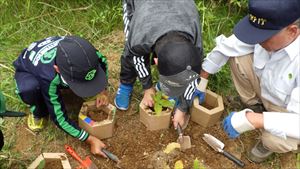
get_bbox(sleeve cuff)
[78,129,89,142]
[142,79,153,90]
[202,57,223,74]
[262,112,300,139]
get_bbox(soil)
[201,103,214,110]
[87,110,108,122]
[44,160,63,169]
[5,31,292,169]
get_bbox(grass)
[1,1,291,169]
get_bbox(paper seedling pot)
[190,90,224,127]
[79,101,116,139]
[139,103,172,131]
[27,153,71,169]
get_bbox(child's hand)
[172,108,186,129]
[86,135,107,158]
[96,90,109,107]
[141,88,155,108]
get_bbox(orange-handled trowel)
[65,145,98,169]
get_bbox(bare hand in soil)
[142,88,155,108]
[172,109,185,129]
[96,90,109,108]
[86,135,107,158]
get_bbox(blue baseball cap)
[234,0,300,44]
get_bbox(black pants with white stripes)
[120,51,153,90]
[120,0,153,90]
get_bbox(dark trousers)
[15,71,48,118]
[120,0,153,89]
[15,72,83,118]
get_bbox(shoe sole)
[27,114,46,132]
[114,98,129,111]
[246,141,273,163]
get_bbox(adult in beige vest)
[200,0,300,164]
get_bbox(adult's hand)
[223,109,255,138]
[86,135,107,158]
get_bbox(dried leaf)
[163,142,180,154]
[174,160,184,169]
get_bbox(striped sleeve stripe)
[133,56,149,78]
[140,56,149,77]
[188,79,198,99]
[78,130,89,141]
[184,79,198,100]
[122,3,130,41]
[49,75,83,139]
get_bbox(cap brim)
[63,64,107,98]
[159,70,199,97]
[160,81,188,98]
[233,15,281,44]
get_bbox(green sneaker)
[247,140,273,163]
[27,113,46,132]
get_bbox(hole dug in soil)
[42,160,63,169]
[87,110,108,122]
[201,103,214,110]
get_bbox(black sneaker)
[247,140,273,163]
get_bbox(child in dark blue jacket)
[13,36,109,157]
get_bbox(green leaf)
[193,158,200,169]
[160,100,174,108]
[153,93,159,103]
[37,159,45,169]
[156,91,163,99]
[154,104,162,116]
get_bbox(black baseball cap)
[56,36,107,98]
[234,0,300,44]
[157,41,201,97]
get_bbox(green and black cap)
[56,36,107,98]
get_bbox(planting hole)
[87,110,108,122]
[201,102,214,110]
[44,160,63,169]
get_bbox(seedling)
[139,92,174,130]
[152,91,174,116]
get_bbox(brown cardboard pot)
[190,90,224,127]
[139,103,172,131]
[78,101,116,139]
[27,153,71,169]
